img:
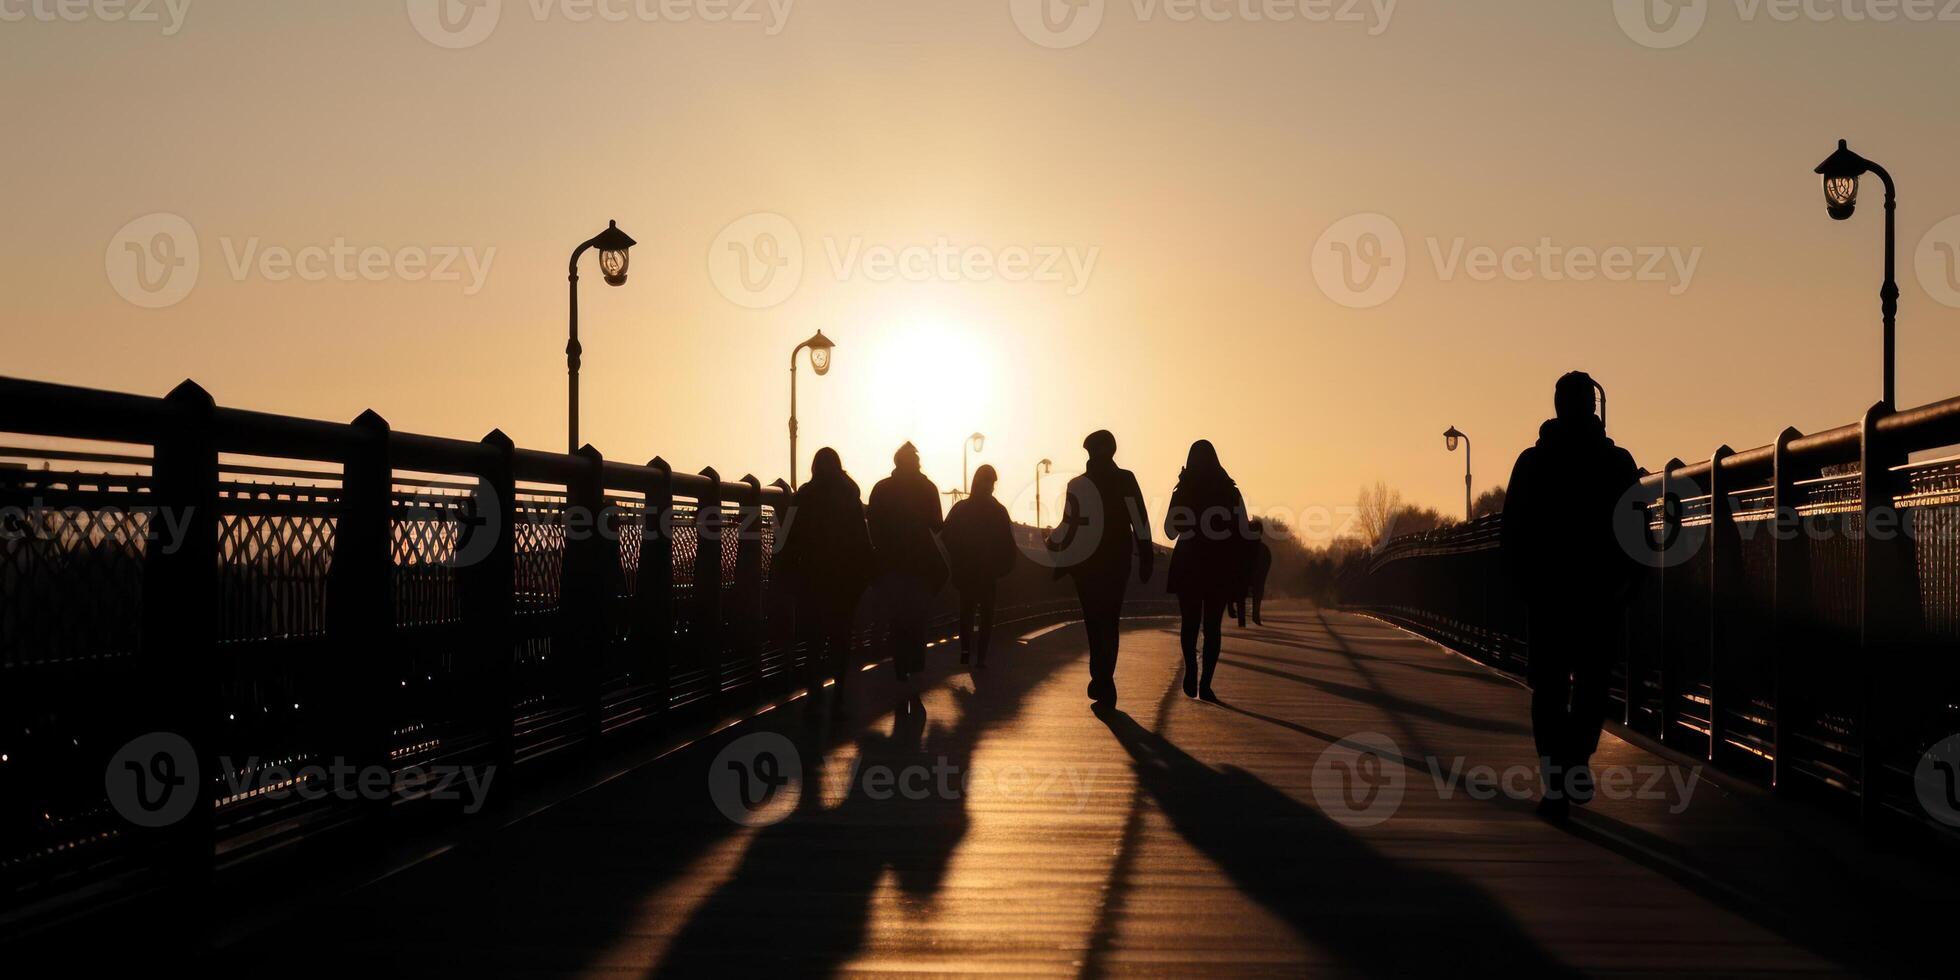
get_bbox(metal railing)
[1342,395,1960,830]
[0,375,1170,927]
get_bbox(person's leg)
[796,597,826,695]
[1081,582,1120,701]
[1177,591,1202,697]
[957,589,975,664]
[1198,594,1227,699]
[1527,609,1576,807]
[974,583,997,666]
[1565,617,1615,802]
[826,602,855,698]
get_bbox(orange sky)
[5,2,1959,538]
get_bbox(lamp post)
[1444,426,1470,522]
[962,432,986,498]
[566,220,635,453]
[787,330,836,490]
[1815,138,1899,407]
[1035,458,1052,528]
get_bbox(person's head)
[1184,439,1222,473]
[893,441,921,472]
[1083,429,1117,462]
[1554,371,1598,422]
[810,447,843,482]
[971,464,998,498]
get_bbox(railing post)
[1857,400,1905,822]
[694,468,724,704]
[565,444,609,746]
[637,457,676,721]
[766,478,795,688]
[325,409,394,803]
[1769,427,1801,792]
[1707,445,1736,764]
[462,430,517,771]
[142,380,219,885]
[735,475,765,689]
[1657,457,1684,744]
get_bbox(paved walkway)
[235,604,1954,977]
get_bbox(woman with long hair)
[1164,440,1252,700]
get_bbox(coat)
[1048,460,1153,588]
[775,471,874,611]
[942,494,1018,590]
[1164,476,1252,599]
[868,466,948,591]
[1500,415,1642,607]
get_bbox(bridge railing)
[0,375,1169,928]
[1343,395,1960,831]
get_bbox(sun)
[858,315,1001,476]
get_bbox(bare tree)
[1356,481,1402,549]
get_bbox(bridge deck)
[236,605,1952,977]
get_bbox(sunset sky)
[5,2,1959,536]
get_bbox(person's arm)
[1125,472,1154,581]
[1499,450,1533,589]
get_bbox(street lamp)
[1814,138,1899,407]
[787,330,836,490]
[1443,426,1470,522]
[566,219,636,453]
[963,432,985,497]
[1035,458,1053,528]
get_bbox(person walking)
[775,447,874,704]
[868,442,947,681]
[1164,440,1252,701]
[1049,430,1153,707]
[1500,371,1641,820]
[942,464,1017,669]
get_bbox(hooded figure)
[868,442,946,679]
[943,464,1018,667]
[1164,439,1252,700]
[1048,430,1153,706]
[1500,371,1641,819]
[777,447,874,699]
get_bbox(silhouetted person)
[1165,440,1251,701]
[1234,517,1274,627]
[1049,430,1152,706]
[1500,371,1640,819]
[777,447,874,703]
[868,441,946,681]
[942,464,1016,668]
